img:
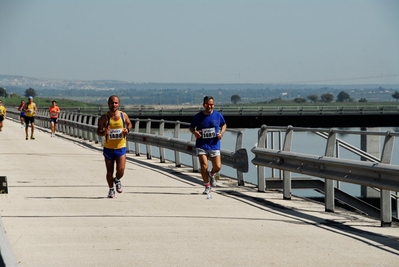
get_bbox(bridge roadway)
[0,119,398,267]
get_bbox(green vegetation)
[0,96,101,110]
[230,94,241,104]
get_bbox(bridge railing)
[6,108,398,226]
[252,125,399,227]
[6,109,249,185]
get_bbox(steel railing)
[252,125,399,227]
[6,109,248,185]
[6,108,399,226]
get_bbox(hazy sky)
[1,0,398,84]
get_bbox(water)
[129,126,399,198]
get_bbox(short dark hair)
[203,95,214,104]
[108,95,120,104]
[52,100,57,104]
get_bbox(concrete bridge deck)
[0,119,398,267]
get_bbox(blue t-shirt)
[189,110,226,150]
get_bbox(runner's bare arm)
[217,124,227,139]
[123,113,132,136]
[97,115,109,136]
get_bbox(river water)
[129,126,399,198]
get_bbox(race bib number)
[202,127,216,139]
[109,129,123,140]
[50,112,57,117]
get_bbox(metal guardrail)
[6,109,249,185]
[5,109,399,226]
[252,125,399,227]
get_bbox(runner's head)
[203,96,215,114]
[107,95,120,112]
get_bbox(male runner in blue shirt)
[189,96,227,194]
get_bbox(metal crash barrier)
[5,109,249,185]
[5,109,399,226]
[252,125,399,227]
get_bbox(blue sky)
[0,0,398,84]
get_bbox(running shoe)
[208,171,216,187]
[114,178,123,193]
[30,136,35,140]
[108,188,115,198]
[26,136,29,140]
[203,186,211,195]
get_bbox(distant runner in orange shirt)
[49,100,60,137]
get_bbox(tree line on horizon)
[2,86,399,105]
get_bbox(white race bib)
[109,129,123,140]
[202,127,216,139]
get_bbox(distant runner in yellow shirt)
[23,96,38,140]
[97,95,132,198]
[0,100,6,132]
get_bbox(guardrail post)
[173,121,181,167]
[236,130,245,186]
[324,131,336,212]
[380,132,394,227]
[87,115,93,142]
[159,120,165,163]
[257,126,267,191]
[146,119,152,159]
[77,114,83,138]
[67,113,71,135]
[283,126,293,200]
[93,116,101,144]
[191,133,199,172]
[59,112,65,134]
[360,127,381,198]
[134,119,140,156]
[67,113,72,135]
[82,114,88,140]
